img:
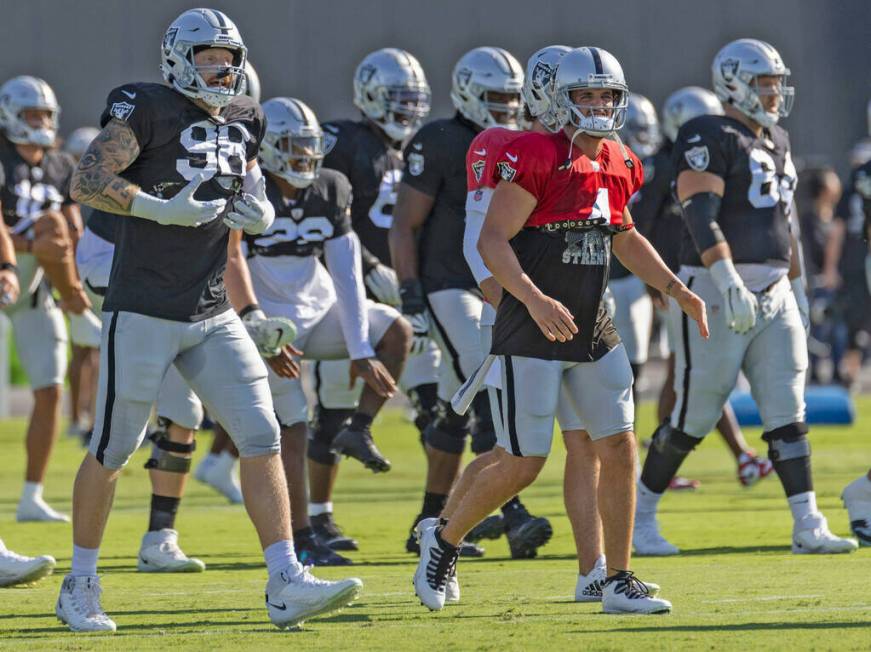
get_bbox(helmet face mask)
[0,76,60,147]
[260,97,325,189]
[450,47,524,131]
[554,47,629,138]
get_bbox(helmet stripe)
[211,9,227,28]
[589,47,604,75]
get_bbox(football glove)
[242,308,297,357]
[791,277,810,335]
[223,176,275,235]
[365,264,401,306]
[709,258,757,334]
[399,279,430,355]
[131,172,226,228]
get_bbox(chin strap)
[560,128,634,171]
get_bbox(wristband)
[0,262,17,272]
[239,303,261,319]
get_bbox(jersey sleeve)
[0,160,5,190]
[329,171,353,239]
[673,118,730,179]
[321,122,352,178]
[100,84,154,149]
[493,134,553,200]
[401,123,444,198]
[58,153,76,205]
[466,132,487,191]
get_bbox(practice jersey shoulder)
[674,114,796,268]
[466,126,520,192]
[244,168,352,259]
[403,114,479,292]
[321,118,400,265]
[0,136,75,230]
[97,83,266,322]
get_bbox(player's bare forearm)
[61,204,83,244]
[479,276,503,309]
[389,183,432,282]
[788,232,802,281]
[225,230,259,311]
[70,119,141,215]
[0,218,15,266]
[612,227,681,295]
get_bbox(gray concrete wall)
[1,0,869,172]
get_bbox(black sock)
[148,494,180,532]
[350,412,373,431]
[293,526,316,543]
[422,492,448,518]
[501,496,523,515]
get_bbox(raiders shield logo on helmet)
[531,61,555,90]
[358,64,377,84]
[408,152,424,176]
[456,68,473,90]
[720,57,740,82]
[684,145,710,172]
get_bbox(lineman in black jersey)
[247,97,411,565]
[309,48,439,551]
[56,9,361,633]
[634,38,857,557]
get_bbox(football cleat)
[413,518,459,602]
[137,529,205,573]
[0,542,55,587]
[503,505,552,559]
[792,513,858,554]
[332,426,391,473]
[406,518,483,558]
[466,514,504,543]
[841,475,871,546]
[265,565,362,629]
[737,452,774,487]
[633,515,680,556]
[56,575,117,632]
[295,531,353,567]
[668,476,700,491]
[16,493,69,523]
[413,525,458,611]
[311,513,359,551]
[194,451,243,504]
[576,558,660,602]
[602,571,671,614]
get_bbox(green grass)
[0,400,870,650]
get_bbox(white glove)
[365,264,401,306]
[405,312,431,355]
[131,173,226,227]
[242,308,297,357]
[709,258,757,334]
[791,277,810,335]
[223,176,275,235]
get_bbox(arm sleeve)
[401,125,443,198]
[324,232,375,360]
[100,85,153,149]
[463,191,493,284]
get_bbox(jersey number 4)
[747,148,797,209]
[177,121,250,181]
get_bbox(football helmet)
[160,8,247,109]
[0,76,60,147]
[622,93,661,158]
[353,48,431,143]
[64,127,100,159]
[451,47,524,130]
[661,86,723,142]
[553,47,629,136]
[521,45,570,131]
[243,61,261,104]
[259,97,324,189]
[712,38,794,129]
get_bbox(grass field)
[0,399,869,650]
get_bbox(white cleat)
[56,575,117,632]
[633,516,679,556]
[602,571,671,614]
[841,475,871,546]
[0,542,55,587]
[195,452,243,504]
[576,558,660,602]
[137,529,205,573]
[413,524,457,611]
[17,494,70,523]
[265,565,362,629]
[792,513,858,554]
[414,518,459,603]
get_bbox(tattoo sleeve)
[70,119,141,215]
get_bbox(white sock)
[21,481,43,502]
[71,545,99,577]
[581,554,606,576]
[0,538,6,553]
[788,491,818,523]
[199,453,220,469]
[636,480,663,516]
[309,502,333,517]
[264,540,302,578]
[214,451,238,473]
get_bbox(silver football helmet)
[622,93,661,158]
[243,61,261,104]
[64,126,100,159]
[451,47,524,130]
[554,47,629,136]
[160,8,247,109]
[661,86,724,142]
[522,45,570,131]
[712,38,794,129]
[353,48,431,143]
[0,76,60,147]
[259,97,324,189]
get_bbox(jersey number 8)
[747,148,797,210]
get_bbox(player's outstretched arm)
[0,216,19,307]
[70,119,141,214]
[479,181,577,343]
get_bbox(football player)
[311,48,439,551]
[55,9,361,632]
[0,75,94,522]
[634,39,857,557]
[391,46,552,559]
[415,46,706,614]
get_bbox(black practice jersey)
[244,169,352,259]
[321,119,401,265]
[95,83,265,322]
[835,159,871,280]
[402,114,478,292]
[634,143,682,273]
[0,136,74,232]
[674,114,796,268]
[87,204,116,243]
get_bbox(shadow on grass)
[579,621,871,634]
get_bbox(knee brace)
[470,392,496,454]
[306,406,352,465]
[144,428,196,474]
[424,400,470,455]
[407,382,439,442]
[763,423,810,462]
[652,422,701,455]
[640,421,700,494]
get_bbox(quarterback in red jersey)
[414,46,707,615]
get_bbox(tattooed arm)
[69,118,141,214]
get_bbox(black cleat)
[504,506,553,559]
[467,514,505,543]
[295,532,353,567]
[311,513,359,552]
[332,427,391,473]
